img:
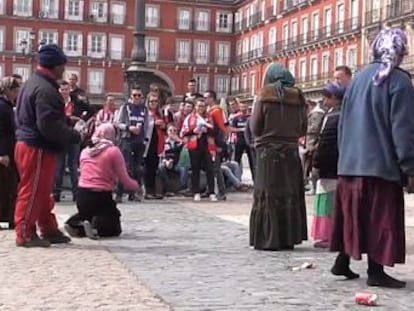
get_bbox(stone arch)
[151,69,176,95]
[125,67,176,97]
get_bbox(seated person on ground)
[220,150,249,192]
[65,123,140,239]
[158,124,188,196]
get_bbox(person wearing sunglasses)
[114,87,148,203]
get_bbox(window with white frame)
[111,2,125,24]
[301,16,308,44]
[176,39,190,63]
[109,35,124,60]
[245,8,250,27]
[195,41,209,64]
[0,27,4,52]
[250,35,257,57]
[236,41,241,57]
[249,72,256,96]
[242,74,247,91]
[282,23,288,48]
[272,0,277,15]
[63,32,83,56]
[40,0,58,18]
[322,53,330,75]
[242,38,249,61]
[14,0,32,16]
[65,67,81,82]
[268,27,277,55]
[15,29,31,53]
[288,60,296,77]
[0,0,4,15]
[312,12,319,40]
[350,0,358,28]
[88,69,104,94]
[196,10,209,31]
[145,37,159,62]
[90,1,108,22]
[310,56,318,79]
[335,48,344,66]
[88,34,106,58]
[291,20,298,43]
[0,65,3,79]
[178,9,191,30]
[300,59,307,80]
[347,47,357,69]
[39,30,58,45]
[146,5,159,27]
[257,31,264,56]
[337,3,345,33]
[231,76,240,92]
[216,42,230,65]
[324,8,332,36]
[65,0,83,21]
[13,64,31,82]
[216,12,232,32]
[195,74,209,94]
[215,75,230,98]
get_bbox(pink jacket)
[78,145,138,192]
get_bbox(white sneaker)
[194,193,201,201]
[209,194,218,202]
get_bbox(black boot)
[331,253,359,280]
[367,258,406,288]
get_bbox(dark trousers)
[54,143,80,198]
[213,152,226,195]
[0,163,18,227]
[234,142,255,181]
[189,146,215,194]
[117,140,145,197]
[66,187,121,237]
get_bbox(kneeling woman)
[65,123,140,239]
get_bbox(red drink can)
[355,292,379,306]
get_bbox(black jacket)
[0,97,16,163]
[312,108,340,179]
[70,87,92,120]
[15,71,81,153]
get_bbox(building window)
[176,39,190,63]
[241,74,247,91]
[196,10,209,31]
[288,60,296,77]
[65,0,83,21]
[15,29,31,53]
[13,64,31,82]
[90,1,108,22]
[39,0,58,18]
[301,16,308,44]
[216,12,232,33]
[146,5,159,27]
[324,8,332,37]
[63,32,83,56]
[88,69,104,94]
[347,47,357,70]
[178,9,191,30]
[88,34,106,58]
[216,42,230,65]
[335,48,344,66]
[0,0,4,15]
[312,12,319,40]
[39,30,58,45]
[310,56,318,79]
[300,59,307,80]
[14,0,33,16]
[337,3,345,33]
[322,53,330,75]
[111,2,125,24]
[0,64,3,78]
[109,35,124,60]
[350,0,358,28]
[145,37,159,62]
[215,75,230,98]
[291,20,298,43]
[249,72,255,96]
[0,27,4,52]
[194,74,209,94]
[194,40,209,64]
[268,27,277,54]
[231,76,239,92]
[282,23,288,48]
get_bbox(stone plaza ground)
[0,187,414,310]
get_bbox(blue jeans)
[54,143,80,198]
[221,161,242,188]
[158,164,188,192]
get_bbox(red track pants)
[14,142,59,243]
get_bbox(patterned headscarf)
[323,81,347,100]
[263,63,295,102]
[371,27,407,86]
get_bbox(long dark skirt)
[330,176,405,267]
[66,187,121,237]
[250,143,307,250]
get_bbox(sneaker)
[209,194,218,202]
[194,193,201,201]
[217,194,227,201]
[17,233,51,248]
[64,223,82,238]
[115,196,123,204]
[83,221,99,240]
[42,229,71,244]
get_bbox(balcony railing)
[365,9,381,26]
[386,0,414,19]
[230,88,251,96]
[281,0,311,13]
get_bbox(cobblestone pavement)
[1,190,414,310]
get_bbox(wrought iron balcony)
[386,0,414,19]
[364,9,381,26]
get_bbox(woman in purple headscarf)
[329,27,414,288]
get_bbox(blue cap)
[38,44,67,67]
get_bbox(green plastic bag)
[178,146,191,169]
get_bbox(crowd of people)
[0,27,412,290]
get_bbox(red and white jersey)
[95,108,115,126]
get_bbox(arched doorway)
[125,67,175,97]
